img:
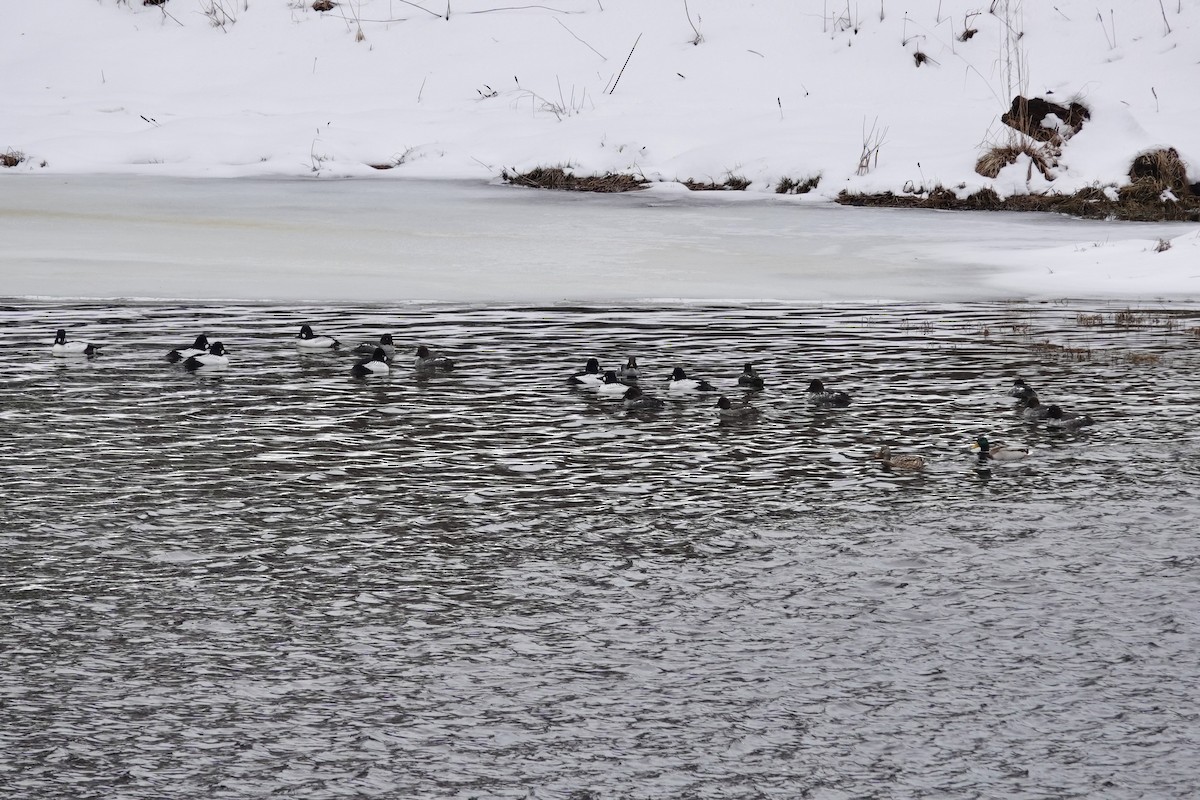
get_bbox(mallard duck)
[1046,404,1095,430]
[716,395,760,420]
[972,435,1030,462]
[806,379,851,407]
[737,363,765,390]
[873,446,926,469]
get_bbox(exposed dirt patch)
[1001,96,1089,141]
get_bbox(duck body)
[597,370,633,397]
[1046,405,1095,431]
[716,395,760,420]
[623,386,664,411]
[1019,396,1050,420]
[183,342,230,371]
[737,363,765,390]
[414,344,455,373]
[873,446,926,470]
[167,333,210,363]
[568,358,604,388]
[972,435,1030,462]
[353,334,396,361]
[1009,378,1037,401]
[296,324,341,349]
[667,367,717,394]
[351,347,390,378]
[806,379,851,407]
[52,329,101,357]
[616,356,640,382]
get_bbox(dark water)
[3,300,1200,799]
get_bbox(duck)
[296,324,341,349]
[1009,378,1037,401]
[667,367,718,393]
[737,363,765,390]
[597,370,633,397]
[352,333,396,361]
[873,446,926,470]
[616,356,640,382]
[414,344,455,372]
[623,385,664,411]
[972,435,1030,462]
[52,329,101,357]
[166,333,210,363]
[1019,395,1051,420]
[1045,404,1095,431]
[183,342,230,371]
[716,395,760,420]
[351,347,390,378]
[568,358,604,388]
[806,379,851,407]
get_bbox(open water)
[3,300,1200,798]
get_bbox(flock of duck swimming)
[51,326,1093,470]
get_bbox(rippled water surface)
[3,300,1200,799]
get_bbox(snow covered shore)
[4,0,1198,199]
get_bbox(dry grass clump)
[684,175,750,191]
[1031,340,1092,362]
[776,175,821,194]
[975,142,1054,179]
[1,149,24,168]
[964,187,1003,209]
[501,166,647,193]
[312,0,335,9]
[1129,148,1191,195]
[838,183,1199,222]
[1154,238,1172,252]
[1076,313,1104,327]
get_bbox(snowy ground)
[4,0,1198,194]
[2,1,1199,301]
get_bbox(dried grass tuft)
[1,149,25,168]
[312,0,335,9]
[1129,147,1191,195]
[502,166,647,193]
[1076,313,1104,327]
[975,143,1053,179]
[776,174,821,194]
[684,175,750,191]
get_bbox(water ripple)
[2,300,1200,798]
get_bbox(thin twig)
[609,33,641,95]
[553,17,606,60]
